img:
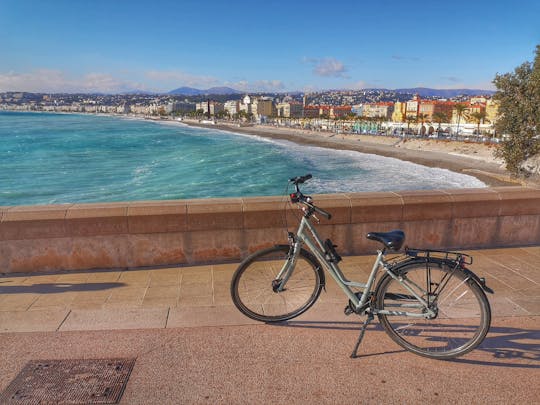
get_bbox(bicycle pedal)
[344,306,354,316]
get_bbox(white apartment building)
[239,95,252,114]
[195,101,224,115]
[224,100,240,115]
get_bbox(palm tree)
[454,103,468,137]
[417,113,429,137]
[432,111,450,137]
[405,115,417,137]
[470,111,488,139]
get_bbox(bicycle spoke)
[377,262,490,359]
[231,246,322,322]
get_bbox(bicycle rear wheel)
[231,245,323,322]
[375,260,491,359]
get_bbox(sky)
[1,0,539,94]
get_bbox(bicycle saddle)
[366,230,405,251]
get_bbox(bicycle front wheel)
[231,245,323,322]
[375,260,491,359]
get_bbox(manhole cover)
[0,358,136,404]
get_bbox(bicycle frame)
[277,214,436,318]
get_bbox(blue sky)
[1,0,539,93]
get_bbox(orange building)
[331,105,352,118]
[419,100,454,122]
[303,105,320,118]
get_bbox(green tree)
[405,115,416,136]
[470,111,488,138]
[432,111,450,137]
[454,103,468,137]
[417,113,429,137]
[493,45,540,175]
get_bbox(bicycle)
[230,174,493,359]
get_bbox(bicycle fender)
[275,244,326,289]
[390,257,494,294]
[462,268,494,294]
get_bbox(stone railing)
[1,186,539,274]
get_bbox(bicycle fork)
[272,233,301,292]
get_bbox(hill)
[168,86,242,95]
[394,87,495,97]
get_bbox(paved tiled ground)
[1,246,539,404]
[1,246,539,333]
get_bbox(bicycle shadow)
[277,320,539,368]
[451,325,539,368]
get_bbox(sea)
[0,111,486,206]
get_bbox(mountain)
[394,87,495,97]
[168,86,242,95]
[168,86,204,95]
[205,87,242,95]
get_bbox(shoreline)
[182,119,526,187]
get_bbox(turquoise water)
[0,111,485,206]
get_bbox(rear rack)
[405,248,473,265]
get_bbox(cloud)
[348,80,368,90]
[0,68,287,93]
[248,80,285,92]
[223,79,285,92]
[304,57,349,78]
[0,69,144,93]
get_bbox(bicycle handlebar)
[288,174,332,220]
[289,174,312,185]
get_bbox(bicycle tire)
[231,245,323,322]
[375,259,491,359]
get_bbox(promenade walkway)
[1,246,539,403]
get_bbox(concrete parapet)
[1,186,540,273]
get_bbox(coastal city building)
[239,95,252,114]
[418,100,454,122]
[0,90,502,137]
[195,101,224,116]
[224,100,240,116]
[167,101,196,115]
[362,102,394,119]
[391,101,406,122]
[303,105,320,118]
[485,99,499,125]
[276,101,303,118]
[406,95,421,119]
[251,97,275,117]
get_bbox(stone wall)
[1,186,539,274]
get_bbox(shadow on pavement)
[0,282,126,294]
[279,320,539,368]
[278,319,382,332]
[451,325,540,368]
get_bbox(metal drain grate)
[0,358,136,404]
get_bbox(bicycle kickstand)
[350,312,374,359]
